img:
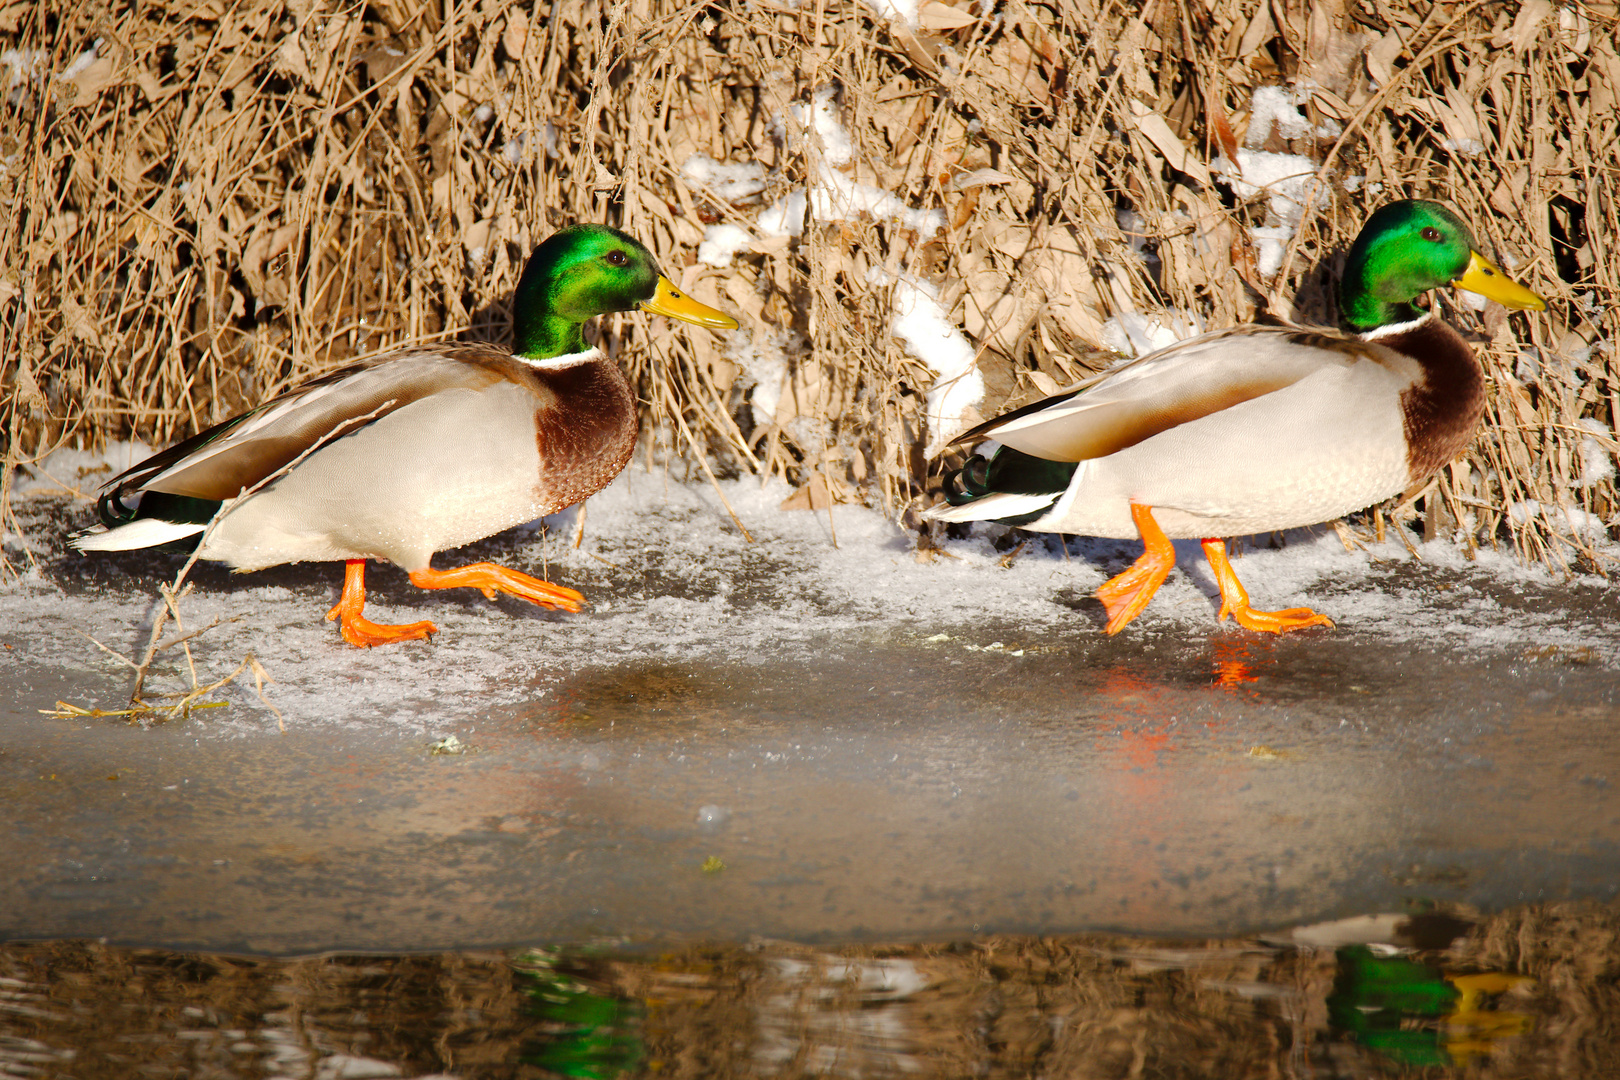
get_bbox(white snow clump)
[1100,311,1205,358]
[871,268,983,458]
[688,86,944,269]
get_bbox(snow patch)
[1508,499,1616,547]
[1575,417,1617,489]
[680,154,767,203]
[697,223,755,268]
[1215,148,1318,227]
[1100,311,1204,358]
[854,0,921,30]
[1248,225,1294,277]
[1246,85,1314,146]
[2,49,42,89]
[726,328,796,429]
[689,87,943,269]
[61,40,104,82]
[783,86,855,167]
[872,269,983,457]
[1206,84,1328,271]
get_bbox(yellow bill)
[641,276,739,329]
[1454,250,1546,311]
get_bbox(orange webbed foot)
[327,560,438,647]
[407,561,585,613]
[1200,539,1334,635]
[1096,504,1178,635]
[325,604,438,647]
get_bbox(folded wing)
[95,346,519,521]
[953,325,1378,464]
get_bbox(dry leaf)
[1128,101,1211,187]
[917,1,978,32]
[1495,0,1553,52]
[1365,30,1404,88]
[951,168,1018,190]
[463,217,494,256]
[503,10,528,58]
[67,54,120,104]
[985,36,1050,105]
[1234,4,1274,57]
[274,36,312,87]
[1557,6,1591,54]
[1435,83,1485,151]
[359,43,408,83]
[778,472,846,511]
[1300,8,1372,97]
[59,297,104,349]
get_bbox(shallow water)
[2,624,1617,953]
[0,913,1605,1079]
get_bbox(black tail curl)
[937,445,1078,527]
[96,482,142,529]
[942,446,1077,503]
[942,454,997,506]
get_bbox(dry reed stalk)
[1,0,1614,580]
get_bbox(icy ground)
[2,452,1616,733]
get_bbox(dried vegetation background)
[0,0,1615,573]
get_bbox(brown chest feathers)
[526,358,638,512]
[1385,318,1488,484]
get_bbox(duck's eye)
[1421,226,1442,242]
[605,250,628,266]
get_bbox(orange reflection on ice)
[1077,654,1269,925]
[1210,638,1260,690]
[1090,667,1178,770]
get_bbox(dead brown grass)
[0,0,1614,574]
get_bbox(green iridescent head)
[1339,200,1544,332]
[511,224,738,358]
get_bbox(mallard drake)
[926,200,1545,635]
[74,224,738,647]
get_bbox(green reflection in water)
[1329,944,1534,1068]
[515,948,644,1078]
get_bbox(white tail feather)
[72,518,207,552]
[922,491,1059,523]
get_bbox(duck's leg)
[1096,503,1177,635]
[325,559,439,647]
[1199,539,1334,633]
[407,562,585,613]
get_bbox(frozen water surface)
[1,467,1617,953]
